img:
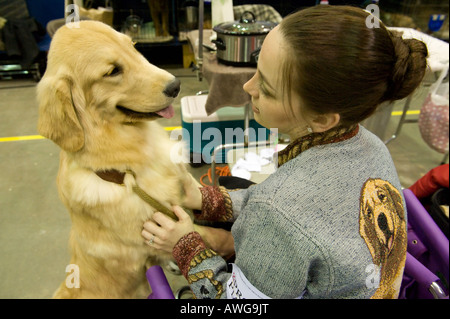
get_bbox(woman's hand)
[142,205,195,253]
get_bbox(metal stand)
[194,3,270,184]
[384,95,417,144]
[210,104,272,186]
[197,0,204,81]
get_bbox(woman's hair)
[279,5,428,126]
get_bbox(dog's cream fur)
[37,21,202,298]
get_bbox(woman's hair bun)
[387,33,428,101]
[278,6,430,126]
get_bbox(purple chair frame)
[146,265,175,299]
[400,189,449,299]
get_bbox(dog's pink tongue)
[156,105,175,119]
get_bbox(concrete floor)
[0,67,447,299]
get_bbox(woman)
[142,5,428,299]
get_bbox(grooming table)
[186,30,256,114]
[202,52,256,115]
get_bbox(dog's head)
[37,21,180,153]
[359,178,406,265]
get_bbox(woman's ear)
[310,113,341,133]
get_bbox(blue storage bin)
[181,95,269,164]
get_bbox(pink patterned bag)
[419,66,449,154]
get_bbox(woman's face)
[243,25,311,140]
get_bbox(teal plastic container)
[180,95,268,164]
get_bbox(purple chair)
[400,189,449,299]
[146,266,175,299]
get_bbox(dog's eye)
[366,206,373,218]
[377,192,386,201]
[105,66,121,77]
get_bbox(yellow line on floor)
[0,135,45,142]
[164,126,182,131]
[0,126,183,143]
[391,110,420,116]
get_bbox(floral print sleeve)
[171,186,238,299]
[195,186,234,222]
[173,231,230,299]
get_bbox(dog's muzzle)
[163,78,181,98]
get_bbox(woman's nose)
[243,74,258,97]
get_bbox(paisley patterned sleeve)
[173,231,230,299]
[195,186,234,222]
[174,186,246,298]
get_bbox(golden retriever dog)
[359,178,407,299]
[37,20,224,298]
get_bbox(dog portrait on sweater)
[359,178,407,299]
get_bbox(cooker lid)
[213,11,277,35]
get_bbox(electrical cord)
[199,165,231,186]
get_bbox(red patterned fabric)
[172,231,207,278]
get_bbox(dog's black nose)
[163,78,181,98]
[377,213,389,232]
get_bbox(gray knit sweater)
[173,125,407,299]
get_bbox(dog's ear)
[383,182,405,221]
[37,74,85,152]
